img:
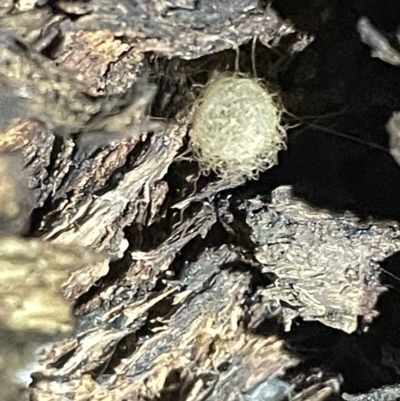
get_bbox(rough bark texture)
[2,1,400,401]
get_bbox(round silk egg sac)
[190,74,286,180]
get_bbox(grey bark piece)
[60,0,294,60]
[386,111,400,166]
[357,17,400,67]
[247,185,400,334]
[343,384,400,401]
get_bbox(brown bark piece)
[32,246,301,401]
[0,119,60,214]
[245,186,399,334]
[66,197,217,316]
[0,31,154,138]
[0,116,56,234]
[0,152,34,236]
[54,0,294,60]
[34,200,217,378]
[1,7,59,44]
[32,244,342,401]
[41,122,185,259]
[0,34,102,134]
[56,30,132,97]
[0,117,107,401]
